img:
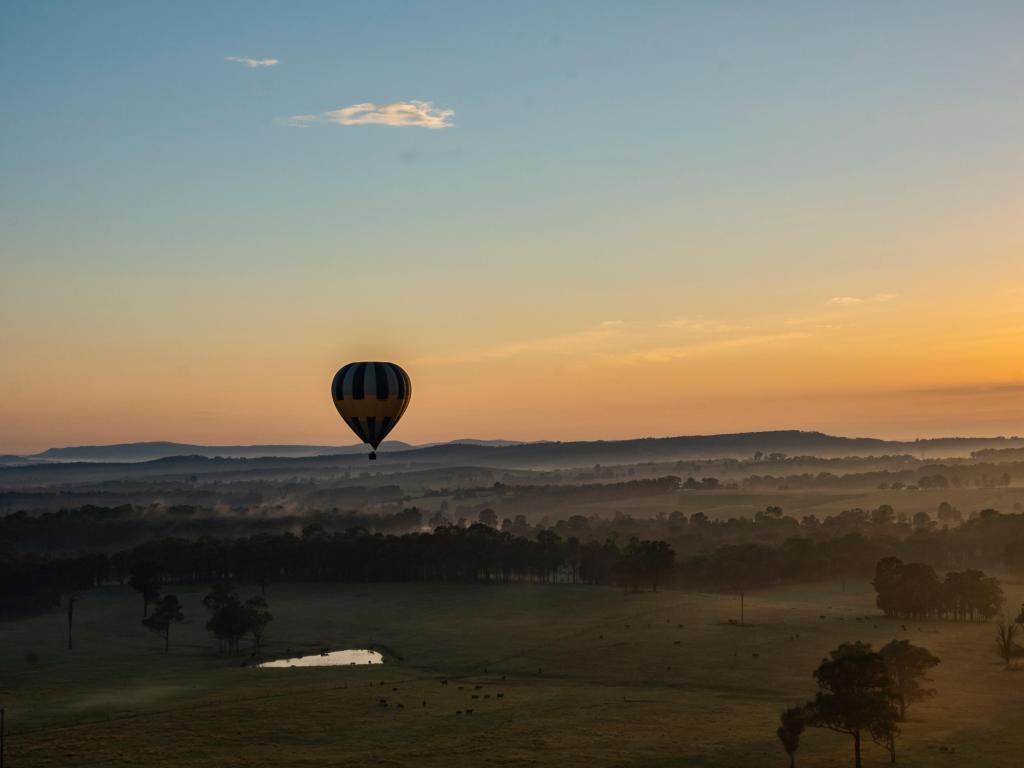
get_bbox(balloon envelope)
[331,362,412,450]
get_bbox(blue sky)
[2,1,1024,451]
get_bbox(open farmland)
[3,578,1022,767]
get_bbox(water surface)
[258,649,383,668]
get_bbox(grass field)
[2,577,1023,767]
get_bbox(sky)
[2,1,1024,453]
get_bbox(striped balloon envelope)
[331,362,412,459]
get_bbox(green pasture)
[1,577,1022,766]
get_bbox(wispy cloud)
[323,101,454,129]
[275,114,318,128]
[280,102,454,130]
[659,317,750,333]
[827,292,897,307]
[415,321,624,365]
[416,320,815,368]
[892,381,1024,399]
[624,332,811,364]
[224,56,279,68]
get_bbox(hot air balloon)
[331,362,412,460]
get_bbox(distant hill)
[15,430,1024,469]
[438,439,528,447]
[381,431,1024,467]
[0,455,36,466]
[28,441,414,463]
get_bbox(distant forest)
[3,499,1023,619]
[2,457,1020,517]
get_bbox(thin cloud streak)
[416,322,812,367]
[276,115,318,128]
[623,332,811,364]
[224,56,279,68]
[827,292,897,307]
[414,321,624,365]
[890,381,1024,399]
[659,317,751,333]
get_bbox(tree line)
[5,498,1022,623]
[0,524,677,618]
[3,517,1014,624]
[7,499,1024,578]
[872,557,1004,621]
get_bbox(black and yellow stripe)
[331,362,412,450]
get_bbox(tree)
[477,508,498,527]
[640,539,675,592]
[128,561,162,618]
[911,511,933,532]
[871,505,895,526]
[994,619,1020,669]
[66,592,80,650]
[202,581,238,615]
[878,640,939,719]
[203,583,273,655]
[777,706,808,767]
[717,543,771,625]
[807,642,900,768]
[873,559,1003,621]
[204,582,246,654]
[620,539,675,592]
[944,570,1004,621]
[868,708,900,765]
[143,595,184,653]
[936,501,961,526]
[872,557,905,618]
[244,595,273,650]
[535,529,564,583]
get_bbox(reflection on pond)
[258,649,384,668]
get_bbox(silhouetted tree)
[202,581,237,614]
[717,543,771,625]
[807,642,899,768]
[204,582,245,654]
[66,592,79,650]
[244,595,273,650]
[128,561,162,618]
[873,559,1002,621]
[878,640,939,719]
[871,505,895,526]
[142,595,184,653]
[635,539,675,592]
[936,501,961,526]
[618,536,675,593]
[994,619,1021,669]
[777,706,808,767]
[203,582,272,655]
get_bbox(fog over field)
[4,431,1024,766]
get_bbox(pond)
[258,649,384,668]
